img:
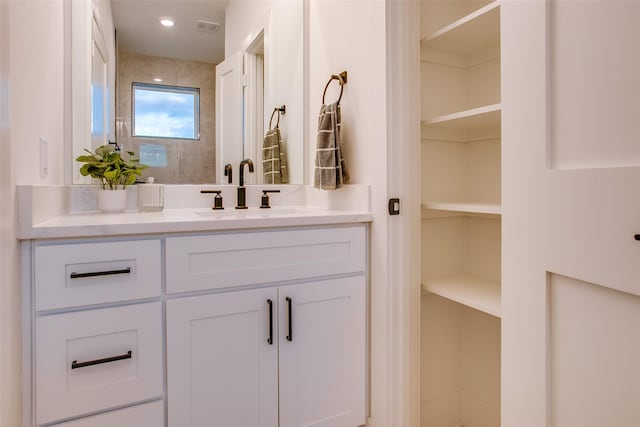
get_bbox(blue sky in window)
[134,88,196,139]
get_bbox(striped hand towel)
[262,127,289,184]
[314,102,349,190]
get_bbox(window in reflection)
[132,83,200,140]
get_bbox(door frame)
[243,14,268,185]
[381,1,421,426]
[215,51,244,184]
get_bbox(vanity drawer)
[34,239,161,311]
[166,225,366,294]
[35,302,163,425]
[53,400,164,427]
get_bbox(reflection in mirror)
[69,0,116,184]
[227,1,303,184]
[112,1,222,184]
[116,51,215,183]
[70,0,303,185]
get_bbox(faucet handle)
[260,190,281,209]
[200,190,224,210]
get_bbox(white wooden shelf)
[422,201,501,216]
[422,2,500,56]
[422,275,501,318]
[422,104,501,132]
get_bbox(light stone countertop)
[19,206,373,240]
[17,184,373,240]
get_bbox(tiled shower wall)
[117,51,216,184]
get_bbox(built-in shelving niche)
[420,211,502,427]
[419,1,502,426]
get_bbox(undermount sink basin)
[192,207,308,218]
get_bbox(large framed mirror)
[70,0,304,185]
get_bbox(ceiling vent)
[195,20,221,34]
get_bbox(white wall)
[0,2,18,425]
[307,0,387,187]
[306,0,390,425]
[226,0,270,54]
[11,0,65,185]
[225,0,304,183]
[1,2,66,426]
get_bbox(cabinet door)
[167,288,278,427]
[278,276,366,427]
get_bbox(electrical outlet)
[39,137,48,177]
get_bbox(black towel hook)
[269,105,286,130]
[322,71,348,105]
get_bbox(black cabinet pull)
[267,299,274,345]
[71,350,132,370]
[70,267,131,279]
[635,234,640,241]
[286,297,293,342]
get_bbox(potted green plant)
[76,144,148,212]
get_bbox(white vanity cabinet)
[23,223,368,427]
[165,225,367,427]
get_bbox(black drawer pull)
[267,299,274,345]
[71,350,132,370]
[635,234,640,241]
[70,267,131,279]
[286,297,293,342]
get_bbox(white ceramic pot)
[97,189,128,213]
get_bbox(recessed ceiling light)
[160,17,175,27]
[153,78,163,82]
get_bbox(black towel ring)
[269,109,280,130]
[322,71,348,105]
[269,105,286,130]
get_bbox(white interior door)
[503,2,640,426]
[215,51,244,183]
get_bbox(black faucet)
[236,159,254,209]
[224,163,233,184]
